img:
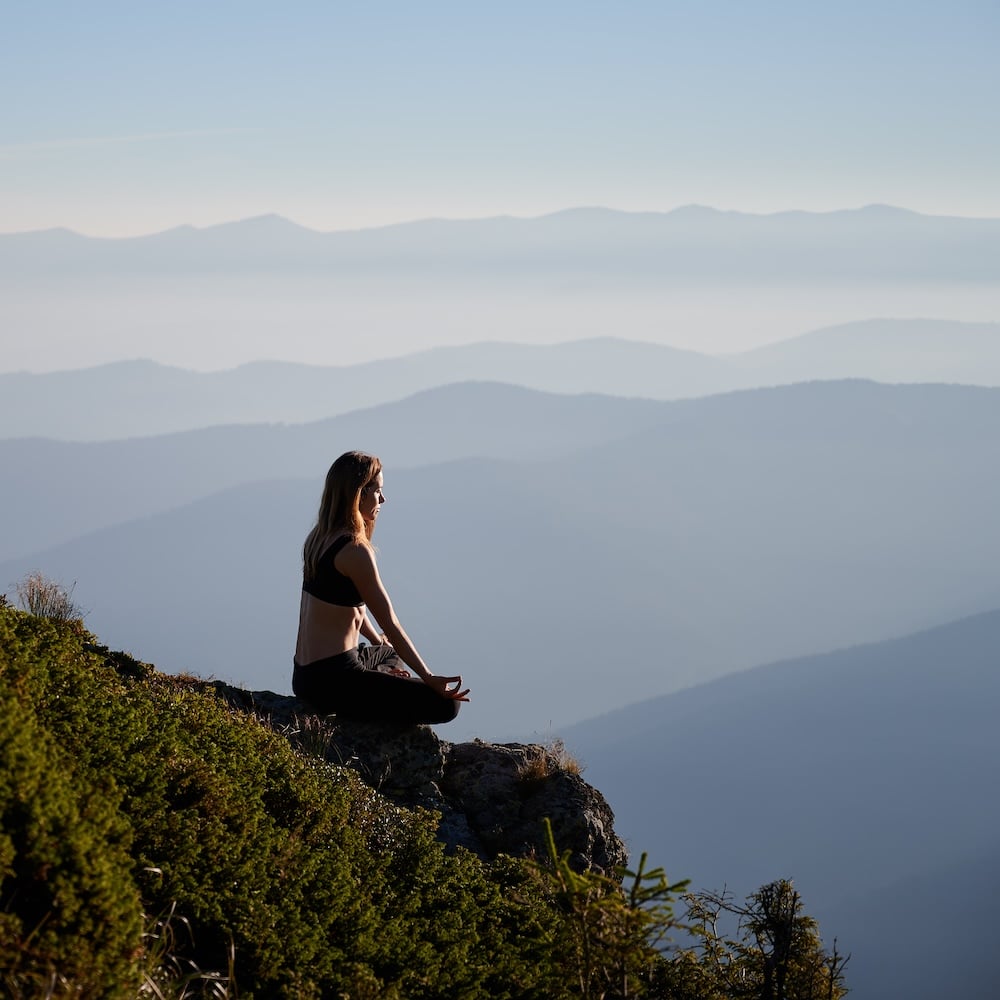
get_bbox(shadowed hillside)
[563,609,1000,1000]
[821,840,1000,999]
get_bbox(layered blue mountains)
[4,205,1000,999]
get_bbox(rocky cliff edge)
[200,680,627,875]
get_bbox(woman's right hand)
[425,674,470,702]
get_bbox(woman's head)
[320,450,383,538]
[304,451,383,576]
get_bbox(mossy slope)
[0,606,567,998]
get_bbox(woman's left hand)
[424,674,471,702]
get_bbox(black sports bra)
[302,536,363,607]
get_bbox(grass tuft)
[138,903,236,1000]
[14,571,84,622]
[519,739,584,792]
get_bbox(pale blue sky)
[3,0,998,236]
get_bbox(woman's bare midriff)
[295,591,366,665]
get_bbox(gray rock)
[201,680,627,874]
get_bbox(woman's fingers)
[428,675,471,701]
[442,675,469,699]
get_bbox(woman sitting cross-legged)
[292,450,469,725]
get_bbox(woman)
[293,451,469,724]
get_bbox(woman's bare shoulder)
[335,537,377,569]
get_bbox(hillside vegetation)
[0,598,845,998]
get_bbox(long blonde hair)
[303,451,382,580]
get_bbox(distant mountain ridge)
[4,204,999,280]
[4,319,1000,440]
[5,203,997,373]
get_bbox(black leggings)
[292,644,460,725]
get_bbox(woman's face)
[359,472,386,524]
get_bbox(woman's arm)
[337,541,469,700]
[337,541,431,677]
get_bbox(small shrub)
[526,819,690,999]
[14,571,83,622]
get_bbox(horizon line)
[4,202,999,241]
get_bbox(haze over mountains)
[4,318,1000,440]
[4,206,998,371]
[4,202,999,1000]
